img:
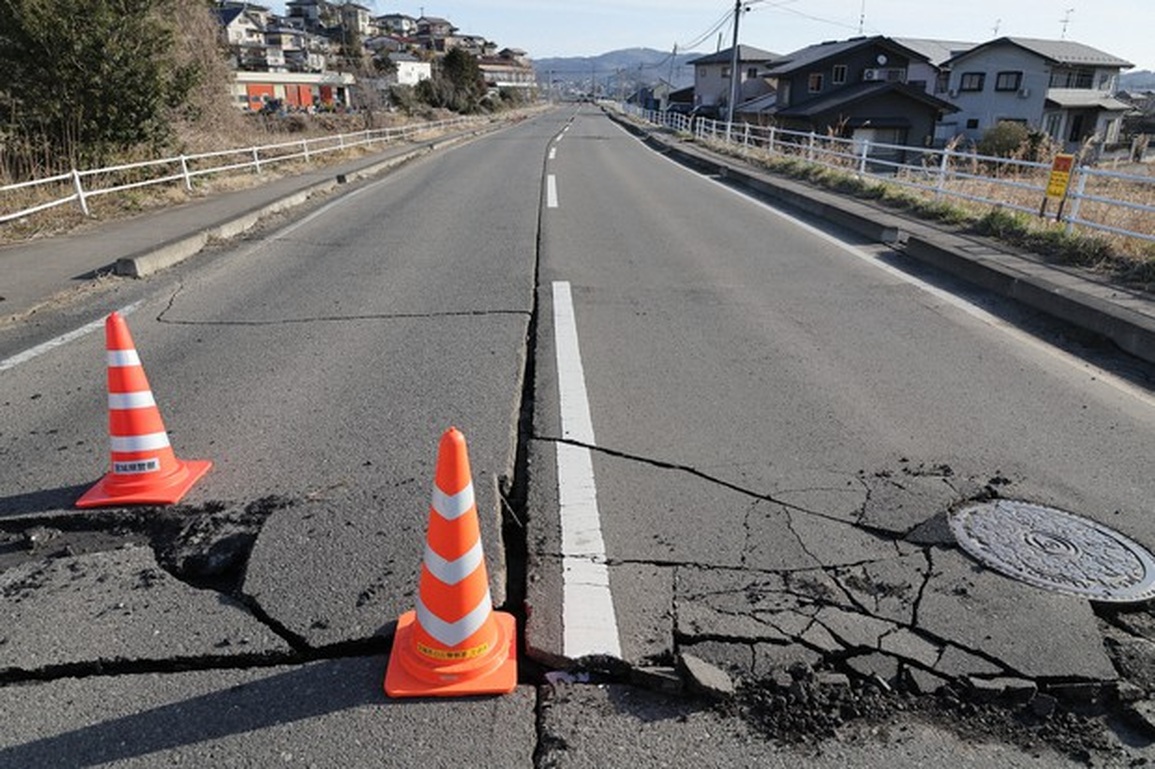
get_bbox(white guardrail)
[620,103,1155,245]
[0,116,480,225]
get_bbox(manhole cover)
[949,500,1155,602]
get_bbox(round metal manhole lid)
[949,500,1155,603]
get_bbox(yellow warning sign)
[417,641,490,662]
[1046,154,1075,199]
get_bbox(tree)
[416,48,486,113]
[0,0,206,169]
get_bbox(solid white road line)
[0,300,145,373]
[547,175,559,209]
[552,280,622,660]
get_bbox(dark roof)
[773,81,958,118]
[214,7,245,26]
[766,36,933,76]
[689,45,778,66]
[944,37,1133,69]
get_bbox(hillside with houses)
[214,1,535,113]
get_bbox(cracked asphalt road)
[2,105,1155,766]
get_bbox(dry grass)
[700,134,1155,291]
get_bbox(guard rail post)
[71,169,90,217]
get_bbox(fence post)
[858,140,870,175]
[768,127,777,155]
[743,124,751,157]
[302,139,310,162]
[807,132,816,162]
[71,169,90,217]
[251,147,261,174]
[935,149,950,199]
[1064,169,1089,232]
[339,133,346,150]
[179,155,192,191]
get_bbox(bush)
[977,121,1030,158]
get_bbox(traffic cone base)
[384,427,518,698]
[385,609,517,697]
[76,311,211,509]
[76,458,212,508]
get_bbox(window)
[808,73,824,92]
[747,67,759,80]
[832,64,847,85]
[721,66,731,78]
[959,72,985,92]
[966,118,980,129]
[935,71,950,94]
[995,71,1023,91]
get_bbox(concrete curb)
[610,111,1155,365]
[114,129,486,280]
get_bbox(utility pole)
[726,0,742,131]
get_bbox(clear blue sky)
[266,1,1154,71]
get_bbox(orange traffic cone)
[76,312,211,508]
[385,427,517,697]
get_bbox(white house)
[389,53,432,87]
[689,45,778,114]
[936,37,1133,151]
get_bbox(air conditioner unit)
[948,88,959,98]
[1018,87,1031,98]
[863,68,880,81]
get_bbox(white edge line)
[552,280,622,659]
[0,300,145,373]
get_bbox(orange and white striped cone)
[385,427,517,697]
[76,312,211,508]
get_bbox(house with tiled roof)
[747,36,956,152]
[936,37,1133,151]
[689,45,778,116]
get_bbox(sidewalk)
[0,128,486,322]
[610,112,1155,366]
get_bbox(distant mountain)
[1121,70,1155,92]
[534,47,704,91]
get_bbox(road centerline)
[546,174,559,209]
[551,280,622,660]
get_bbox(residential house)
[892,38,978,94]
[216,4,287,72]
[936,37,1133,151]
[479,49,536,94]
[267,23,327,73]
[756,36,957,151]
[416,16,457,52]
[385,52,432,87]
[339,3,373,38]
[689,45,778,115]
[378,14,418,38]
[284,0,338,32]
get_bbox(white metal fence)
[0,116,481,225]
[622,104,1155,246]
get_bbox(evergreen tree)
[0,0,206,168]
